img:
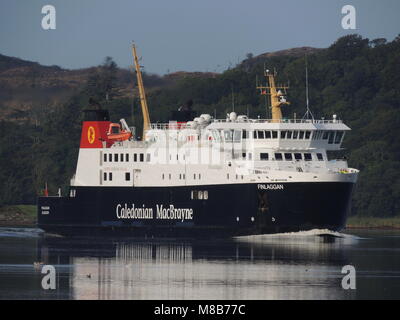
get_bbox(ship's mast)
[256,69,290,122]
[132,43,150,139]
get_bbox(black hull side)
[37,182,355,237]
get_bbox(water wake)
[0,227,43,238]
[234,228,363,245]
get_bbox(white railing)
[149,118,343,130]
[212,118,343,124]
[150,123,189,130]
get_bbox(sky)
[0,0,399,74]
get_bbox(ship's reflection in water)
[37,230,358,300]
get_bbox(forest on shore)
[0,34,399,218]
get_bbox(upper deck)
[143,114,350,152]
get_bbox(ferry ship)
[37,45,359,237]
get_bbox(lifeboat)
[107,123,132,141]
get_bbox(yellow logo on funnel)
[88,126,95,144]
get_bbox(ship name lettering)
[257,184,284,190]
[116,203,154,219]
[156,204,193,221]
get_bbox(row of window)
[103,172,113,181]
[103,172,131,181]
[259,152,324,161]
[210,129,344,144]
[161,173,246,181]
[162,173,201,180]
[253,130,281,139]
[227,173,244,180]
[103,153,150,163]
[279,130,311,140]
[314,130,344,144]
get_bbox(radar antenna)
[302,54,314,121]
[256,67,290,122]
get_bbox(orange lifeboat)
[107,123,132,142]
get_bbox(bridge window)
[304,153,312,161]
[233,130,242,142]
[328,131,335,144]
[140,153,144,162]
[109,154,112,162]
[281,130,287,139]
[287,131,293,139]
[293,131,298,139]
[120,153,124,161]
[272,131,278,139]
[323,131,329,140]
[125,172,130,181]
[305,131,311,139]
[335,131,344,144]
[134,154,137,162]
[265,130,271,139]
[257,130,265,139]
[212,130,221,142]
[275,153,283,161]
[294,153,302,160]
[242,130,248,139]
[260,153,269,160]
[114,154,118,162]
[284,153,293,161]
[317,153,324,161]
[224,130,233,142]
[299,131,305,139]
[125,153,129,162]
[104,154,107,162]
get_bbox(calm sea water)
[0,228,399,300]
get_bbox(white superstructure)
[71,113,358,192]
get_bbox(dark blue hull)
[37,182,355,237]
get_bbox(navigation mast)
[132,43,150,139]
[256,69,290,122]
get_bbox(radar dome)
[229,112,237,122]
